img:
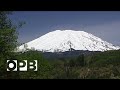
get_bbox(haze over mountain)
[18,30,120,52]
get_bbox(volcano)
[18,30,120,52]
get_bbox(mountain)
[18,30,120,52]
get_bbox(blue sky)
[9,11,120,46]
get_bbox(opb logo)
[7,60,38,71]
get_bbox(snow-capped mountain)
[18,30,120,52]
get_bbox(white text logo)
[7,60,38,71]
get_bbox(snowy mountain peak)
[18,30,120,52]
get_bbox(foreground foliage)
[1,50,120,79]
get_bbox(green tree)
[76,54,85,67]
[0,11,24,79]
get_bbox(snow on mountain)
[18,30,120,52]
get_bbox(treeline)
[1,49,120,79]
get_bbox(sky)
[9,11,120,46]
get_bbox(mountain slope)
[18,30,120,52]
